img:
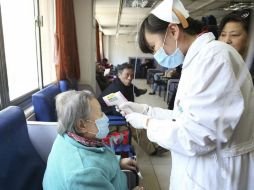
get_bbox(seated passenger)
[149,65,182,95]
[100,58,113,69]
[43,90,140,190]
[219,9,252,59]
[140,59,156,78]
[96,62,111,91]
[148,68,166,95]
[98,63,146,116]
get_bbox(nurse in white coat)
[118,0,254,189]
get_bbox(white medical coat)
[146,33,254,190]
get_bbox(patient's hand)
[120,157,137,171]
[132,186,145,190]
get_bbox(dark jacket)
[98,78,134,115]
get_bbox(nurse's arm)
[147,106,174,120]
[145,61,244,156]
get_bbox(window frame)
[0,6,10,109]
[0,0,56,111]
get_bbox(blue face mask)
[154,30,184,69]
[94,113,109,139]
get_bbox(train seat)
[58,80,69,92]
[32,84,61,122]
[0,106,45,190]
[27,121,58,163]
[0,106,138,189]
[59,79,96,93]
[32,80,96,122]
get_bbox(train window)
[0,7,8,110]
[1,0,39,100]
[40,0,56,86]
[0,0,56,109]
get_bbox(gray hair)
[55,90,94,135]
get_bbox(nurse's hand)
[117,102,149,116]
[125,113,149,129]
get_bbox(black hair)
[116,62,134,74]
[201,15,219,39]
[202,15,217,26]
[101,58,108,62]
[219,9,252,35]
[138,14,204,54]
[176,65,182,73]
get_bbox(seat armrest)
[122,169,139,190]
[27,121,58,163]
[27,121,58,126]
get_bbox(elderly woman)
[219,9,252,59]
[43,90,140,190]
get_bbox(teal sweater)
[43,134,128,190]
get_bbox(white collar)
[182,32,215,69]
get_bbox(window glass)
[1,0,39,100]
[40,0,56,85]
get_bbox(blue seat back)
[59,80,69,92]
[107,115,127,125]
[0,106,45,190]
[32,84,61,121]
[107,115,126,121]
[59,79,78,91]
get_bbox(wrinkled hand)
[117,102,149,116]
[120,157,137,171]
[132,186,145,190]
[125,113,149,129]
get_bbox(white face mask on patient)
[86,113,109,139]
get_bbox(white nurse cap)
[151,0,190,28]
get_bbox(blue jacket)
[43,134,128,190]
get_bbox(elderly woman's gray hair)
[55,90,94,135]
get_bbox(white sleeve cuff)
[147,107,174,120]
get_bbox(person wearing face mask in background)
[118,0,254,189]
[43,90,143,190]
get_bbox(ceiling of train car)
[95,0,254,36]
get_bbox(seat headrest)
[0,106,45,189]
